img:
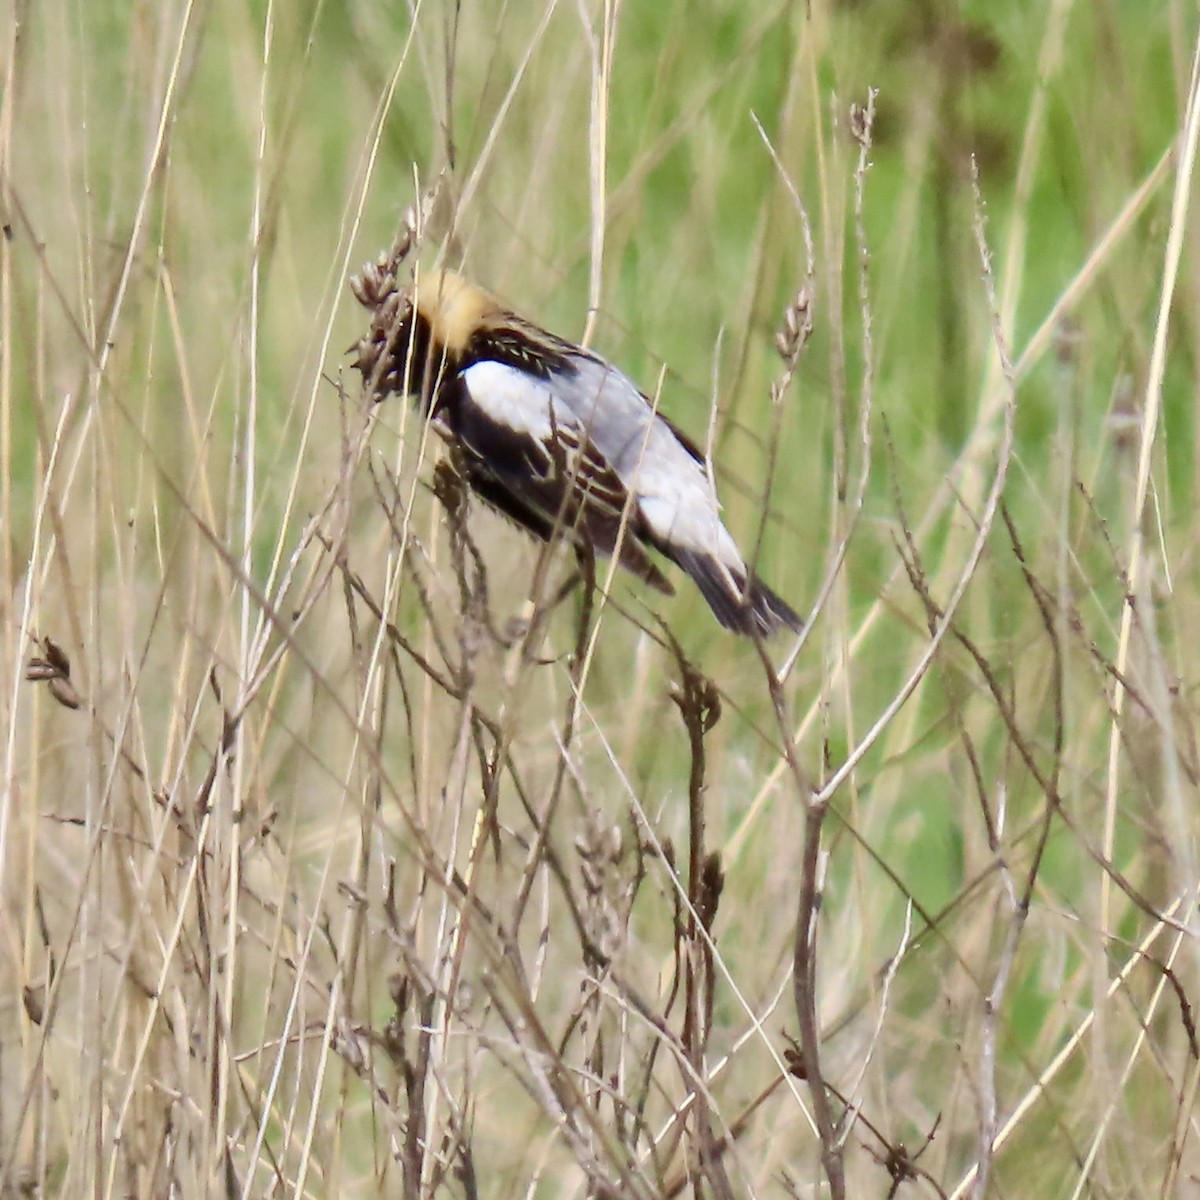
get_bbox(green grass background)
[3,1,1199,1197]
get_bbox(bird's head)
[351,266,501,405]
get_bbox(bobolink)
[351,267,801,637]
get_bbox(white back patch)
[461,361,562,440]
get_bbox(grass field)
[3,1,1200,1196]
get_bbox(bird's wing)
[451,360,673,592]
[554,355,735,548]
[548,353,805,634]
[455,360,630,520]
[454,357,798,632]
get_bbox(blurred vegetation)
[3,1,1199,1197]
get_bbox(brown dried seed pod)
[775,286,814,366]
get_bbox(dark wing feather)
[666,547,803,636]
[443,371,673,594]
[656,410,707,465]
[472,316,581,382]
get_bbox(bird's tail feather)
[613,536,675,595]
[670,548,802,637]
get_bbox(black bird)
[352,267,802,636]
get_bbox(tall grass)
[2,2,1199,1196]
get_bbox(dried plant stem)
[666,642,734,1200]
[1100,20,1200,941]
[754,635,842,1198]
[793,795,842,1197]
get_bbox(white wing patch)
[460,360,561,440]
